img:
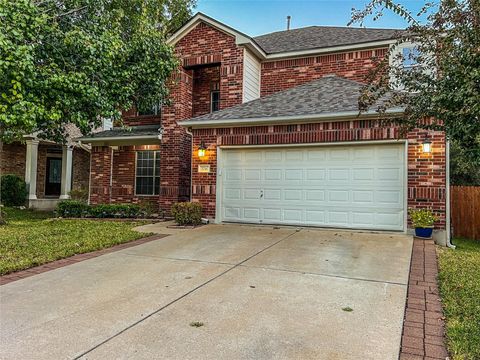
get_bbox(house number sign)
[198,164,211,173]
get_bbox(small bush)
[89,204,140,218]
[1,174,27,206]
[171,202,202,226]
[57,200,89,218]
[409,208,438,228]
[69,188,88,202]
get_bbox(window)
[402,46,421,69]
[210,90,220,112]
[137,100,161,116]
[135,151,160,195]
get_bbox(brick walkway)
[400,237,449,360]
[0,234,168,286]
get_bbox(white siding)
[242,48,261,103]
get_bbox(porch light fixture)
[422,135,432,154]
[198,140,207,158]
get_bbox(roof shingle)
[253,26,401,54]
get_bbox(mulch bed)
[0,234,168,286]
[400,237,449,360]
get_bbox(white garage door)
[218,143,405,231]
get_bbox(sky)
[195,0,427,36]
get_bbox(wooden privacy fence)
[450,186,480,240]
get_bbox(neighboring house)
[79,13,449,245]
[0,124,91,210]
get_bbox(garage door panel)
[220,144,405,231]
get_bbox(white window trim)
[210,90,220,113]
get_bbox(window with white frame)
[135,151,160,195]
[402,46,421,69]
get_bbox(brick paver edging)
[400,237,449,360]
[0,234,168,286]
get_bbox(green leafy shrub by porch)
[56,200,89,218]
[89,204,140,218]
[0,174,27,206]
[409,208,438,228]
[171,202,202,225]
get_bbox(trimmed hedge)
[1,174,27,206]
[56,200,142,218]
[171,202,202,225]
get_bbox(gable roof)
[168,13,401,60]
[179,75,403,128]
[254,26,401,55]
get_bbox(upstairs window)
[402,46,421,69]
[211,90,220,112]
[135,151,160,195]
[210,82,220,112]
[137,100,161,116]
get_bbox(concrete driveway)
[0,224,412,359]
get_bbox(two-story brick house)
[80,13,449,245]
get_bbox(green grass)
[438,238,480,360]
[0,207,151,275]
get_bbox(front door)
[45,157,62,196]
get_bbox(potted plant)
[408,208,437,238]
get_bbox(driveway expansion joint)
[73,228,300,359]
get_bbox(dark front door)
[45,157,62,196]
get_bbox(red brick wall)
[1,143,26,179]
[175,22,244,110]
[89,146,113,204]
[260,48,387,96]
[72,148,90,191]
[191,121,447,229]
[192,65,220,117]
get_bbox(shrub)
[89,204,140,218]
[171,202,202,226]
[69,188,88,202]
[409,208,438,228]
[56,200,89,218]
[0,174,27,206]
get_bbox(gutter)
[76,135,160,143]
[179,108,405,128]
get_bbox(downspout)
[446,139,455,249]
[185,127,193,202]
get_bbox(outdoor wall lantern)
[422,135,432,154]
[198,140,207,158]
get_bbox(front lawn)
[438,238,480,360]
[0,207,151,275]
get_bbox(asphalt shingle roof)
[79,125,160,139]
[182,75,389,124]
[253,26,401,54]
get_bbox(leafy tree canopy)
[0,0,195,143]
[350,0,480,169]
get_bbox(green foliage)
[408,208,438,228]
[350,0,480,167]
[0,174,27,206]
[89,204,141,218]
[438,238,480,360]
[57,200,143,218]
[0,0,194,143]
[0,207,149,275]
[56,200,89,218]
[69,188,89,202]
[450,139,480,185]
[171,202,202,225]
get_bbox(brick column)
[159,69,193,213]
[89,146,113,204]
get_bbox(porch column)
[25,139,39,200]
[60,145,73,199]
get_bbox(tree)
[0,0,195,143]
[350,0,480,171]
